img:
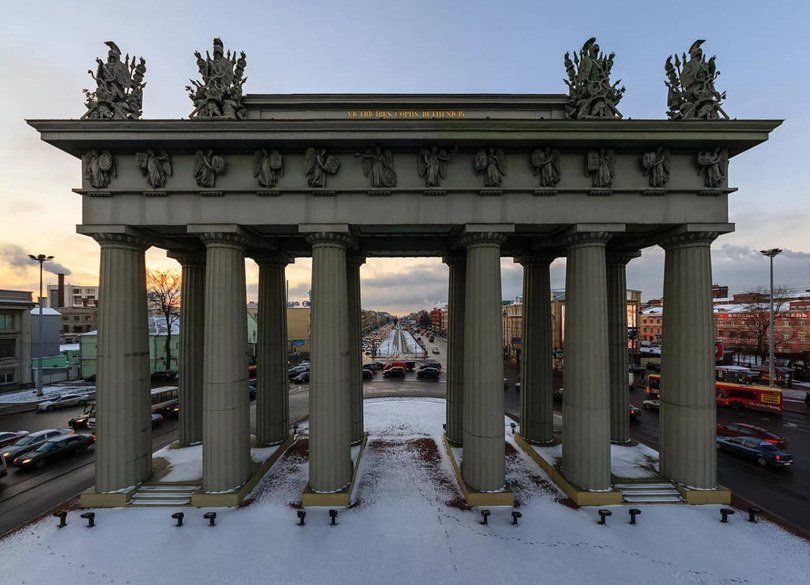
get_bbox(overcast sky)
[2,1,809,315]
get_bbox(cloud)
[0,243,72,276]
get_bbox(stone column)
[443,254,466,445]
[171,252,206,446]
[306,232,352,493]
[93,233,151,492]
[200,232,251,493]
[461,232,506,492]
[660,232,718,489]
[347,254,365,445]
[606,251,639,444]
[254,253,291,446]
[561,232,611,492]
[517,253,555,444]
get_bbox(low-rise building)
[0,289,35,390]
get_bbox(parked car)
[292,371,310,384]
[431,347,440,354]
[69,406,95,429]
[12,433,96,469]
[383,367,406,378]
[248,381,257,400]
[288,365,309,381]
[716,423,786,448]
[2,429,70,463]
[362,368,374,380]
[37,394,90,412]
[150,370,179,382]
[716,436,793,468]
[0,449,6,478]
[419,361,442,371]
[417,367,441,380]
[151,413,164,428]
[0,431,29,448]
[629,404,642,419]
[642,398,660,410]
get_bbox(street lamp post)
[28,253,54,397]
[759,248,782,388]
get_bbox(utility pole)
[28,253,54,397]
[760,248,782,387]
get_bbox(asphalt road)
[2,328,808,538]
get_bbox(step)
[137,484,200,493]
[131,491,194,500]
[614,483,676,490]
[129,497,192,507]
[620,489,681,497]
[623,495,684,503]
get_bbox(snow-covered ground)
[0,383,95,404]
[2,398,808,585]
[374,326,422,358]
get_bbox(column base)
[514,432,622,507]
[301,432,368,507]
[677,484,731,505]
[441,433,513,507]
[80,487,138,508]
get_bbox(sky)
[2,1,810,315]
[2,397,810,584]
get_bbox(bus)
[86,387,179,430]
[645,373,783,414]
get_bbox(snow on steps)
[614,482,684,504]
[129,483,201,507]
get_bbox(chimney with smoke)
[58,273,65,308]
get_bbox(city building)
[429,307,443,332]
[0,289,35,390]
[640,306,663,343]
[46,274,100,343]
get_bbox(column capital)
[251,252,293,267]
[305,231,353,248]
[515,252,557,267]
[659,231,719,250]
[92,232,151,251]
[459,232,507,248]
[347,253,366,267]
[168,250,207,267]
[606,249,641,266]
[442,253,466,267]
[199,232,248,248]
[561,231,612,249]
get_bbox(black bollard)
[203,512,217,527]
[442,423,447,432]
[297,510,306,526]
[80,512,95,528]
[597,509,612,525]
[720,508,735,523]
[510,422,516,435]
[511,510,522,526]
[53,511,67,528]
[628,509,641,525]
[480,509,491,526]
[171,512,184,527]
[329,509,338,526]
[747,507,761,523]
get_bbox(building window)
[782,333,790,342]
[799,319,806,327]
[782,319,790,327]
[0,338,16,359]
[73,315,81,321]
[0,313,14,330]
[0,368,14,384]
[799,332,806,342]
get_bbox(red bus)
[645,373,783,414]
[248,364,257,381]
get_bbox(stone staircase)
[615,482,684,504]
[129,483,201,507]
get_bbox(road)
[2,327,808,537]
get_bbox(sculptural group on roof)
[564,37,626,119]
[665,40,728,120]
[187,38,247,120]
[83,41,146,120]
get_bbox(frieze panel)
[83,150,116,188]
[136,149,172,188]
[253,149,284,188]
[530,148,561,188]
[697,148,728,188]
[474,148,506,187]
[194,150,225,188]
[305,148,341,188]
[356,146,396,188]
[417,146,455,187]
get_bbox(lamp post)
[28,253,54,397]
[759,248,782,388]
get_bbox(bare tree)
[147,269,181,371]
[726,286,797,361]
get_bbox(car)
[362,368,374,380]
[292,371,310,384]
[629,404,642,419]
[715,423,786,448]
[0,431,29,448]
[553,387,563,401]
[431,347,440,354]
[1,429,70,463]
[0,449,6,478]
[383,367,406,378]
[629,364,646,376]
[37,394,90,412]
[419,361,442,371]
[150,370,179,382]
[642,398,660,410]
[248,381,257,400]
[288,365,309,380]
[151,413,164,428]
[716,436,793,468]
[364,363,378,372]
[12,433,96,469]
[417,367,440,380]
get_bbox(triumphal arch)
[31,38,778,506]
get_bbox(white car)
[642,399,660,410]
[37,394,91,412]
